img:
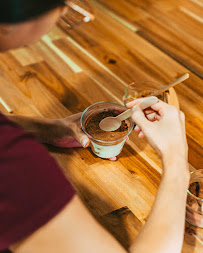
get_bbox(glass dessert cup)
[123,81,168,105]
[81,101,134,159]
[186,169,203,228]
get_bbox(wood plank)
[0,1,202,251]
[98,207,142,250]
[92,0,203,77]
[0,69,41,116]
[55,6,203,170]
[50,146,159,220]
[31,40,76,78]
[11,46,43,66]
[97,207,203,252]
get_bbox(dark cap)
[0,0,65,24]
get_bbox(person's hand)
[50,113,128,160]
[126,99,188,160]
[51,113,90,148]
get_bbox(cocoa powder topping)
[85,111,129,141]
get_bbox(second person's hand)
[53,113,90,148]
[126,99,188,161]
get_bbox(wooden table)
[0,0,202,251]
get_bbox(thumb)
[81,136,90,148]
[72,127,90,148]
[131,106,151,131]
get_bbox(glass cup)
[81,101,134,158]
[123,81,168,105]
[186,169,203,228]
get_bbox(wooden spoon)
[99,96,158,132]
[99,73,189,132]
[151,73,189,96]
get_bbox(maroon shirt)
[0,113,75,252]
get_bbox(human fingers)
[53,137,83,148]
[76,133,90,148]
[126,98,146,108]
[131,106,151,132]
[108,156,117,161]
[69,124,90,148]
[144,108,155,115]
[180,111,185,125]
[138,131,145,138]
[126,96,158,109]
[134,125,145,138]
[146,112,161,121]
[150,100,171,116]
[179,111,187,140]
[134,125,141,132]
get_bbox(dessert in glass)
[123,81,167,105]
[186,169,203,228]
[81,101,134,159]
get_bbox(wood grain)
[0,0,202,251]
[92,0,203,78]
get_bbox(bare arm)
[128,100,189,253]
[11,196,127,253]
[11,100,189,253]
[130,158,189,253]
[6,114,56,143]
[5,113,90,147]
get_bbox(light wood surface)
[0,0,202,251]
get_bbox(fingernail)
[109,157,117,161]
[138,132,143,138]
[82,138,89,147]
[134,125,139,131]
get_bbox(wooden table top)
[0,0,202,251]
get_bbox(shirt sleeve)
[0,114,75,251]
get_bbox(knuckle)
[132,111,142,121]
[131,111,138,119]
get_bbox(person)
[0,1,189,253]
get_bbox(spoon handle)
[117,96,159,121]
[151,73,189,96]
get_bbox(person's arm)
[128,100,189,253]
[11,196,127,253]
[5,113,118,160]
[10,100,189,253]
[130,158,189,253]
[5,113,90,148]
